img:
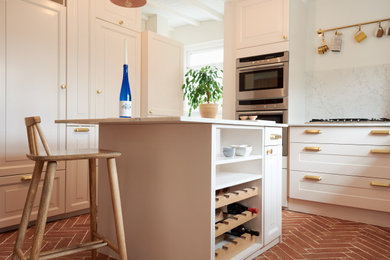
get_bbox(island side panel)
[97,123,213,260]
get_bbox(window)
[184,40,224,118]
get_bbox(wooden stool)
[12,116,127,260]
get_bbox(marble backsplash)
[305,64,390,120]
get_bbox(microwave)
[236,51,289,101]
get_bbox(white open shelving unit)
[213,125,264,259]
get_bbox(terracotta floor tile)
[1,210,390,259]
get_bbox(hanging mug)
[387,26,390,36]
[375,22,384,37]
[317,33,329,55]
[354,26,367,43]
[330,31,342,52]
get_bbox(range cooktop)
[309,118,390,123]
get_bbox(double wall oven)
[236,51,289,155]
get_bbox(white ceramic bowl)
[239,115,248,120]
[231,145,252,156]
[248,115,257,120]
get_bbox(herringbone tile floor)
[0,210,389,259]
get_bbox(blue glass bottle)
[119,64,132,118]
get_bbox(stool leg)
[30,161,57,260]
[107,158,127,260]
[89,158,97,260]
[12,161,44,260]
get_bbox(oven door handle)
[237,62,285,72]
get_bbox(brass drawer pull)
[370,181,390,187]
[74,128,90,133]
[304,146,321,152]
[305,129,322,134]
[370,130,390,135]
[266,149,273,155]
[119,20,124,25]
[304,175,322,181]
[370,149,390,154]
[270,134,282,140]
[21,175,33,181]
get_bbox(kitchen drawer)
[290,170,390,213]
[290,126,390,145]
[290,143,390,179]
[95,0,141,31]
[265,127,282,146]
[0,170,65,228]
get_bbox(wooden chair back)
[25,116,52,156]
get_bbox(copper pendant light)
[111,0,146,8]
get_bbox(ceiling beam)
[182,0,223,21]
[147,0,200,26]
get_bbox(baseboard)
[288,198,390,228]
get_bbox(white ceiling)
[141,0,225,28]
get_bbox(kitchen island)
[56,117,286,260]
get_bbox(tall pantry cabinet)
[65,0,141,212]
[0,0,142,228]
[0,0,67,228]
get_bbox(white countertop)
[56,116,287,127]
[290,123,390,127]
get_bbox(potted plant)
[182,65,223,118]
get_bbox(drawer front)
[0,170,65,228]
[290,126,390,145]
[265,127,283,146]
[95,0,141,31]
[290,170,390,212]
[290,143,390,179]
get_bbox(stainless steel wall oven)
[236,51,288,102]
[236,51,289,156]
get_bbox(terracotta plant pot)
[199,103,218,118]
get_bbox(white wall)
[305,0,390,120]
[170,20,224,46]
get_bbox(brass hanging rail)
[317,18,390,34]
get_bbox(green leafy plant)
[182,65,223,116]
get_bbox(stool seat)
[13,116,127,260]
[27,148,121,161]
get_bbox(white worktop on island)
[56,116,287,127]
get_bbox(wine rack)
[215,233,256,260]
[215,187,258,208]
[215,211,257,237]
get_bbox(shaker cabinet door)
[263,145,282,245]
[0,0,66,176]
[94,19,141,118]
[235,0,289,49]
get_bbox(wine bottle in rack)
[119,39,132,118]
[227,203,259,214]
[228,225,260,237]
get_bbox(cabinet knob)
[149,110,152,114]
[74,128,90,133]
[304,146,321,152]
[97,89,102,94]
[283,35,287,40]
[119,20,124,25]
[266,149,273,155]
[270,134,282,140]
[60,84,67,89]
[304,175,322,181]
[370,181,390,187]
[305,129,322,134]
[21,175,33,182]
